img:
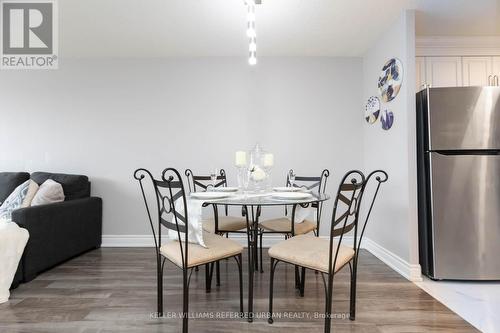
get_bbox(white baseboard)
[362,238,423,282]
[101,234,422,282]
[102,235,156,247]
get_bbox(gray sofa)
[0,172,102,288]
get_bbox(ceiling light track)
[245,0,261,65]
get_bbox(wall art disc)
[378,58,403,102]
[381,109,394,130]
[364,96,380,124]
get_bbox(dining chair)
[267,170,388,333]
[258,169,330,273]
[134,168,244,333]
[185,169,247,284]
[185,169,247,235]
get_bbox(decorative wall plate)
[381,109,394,130]
[364,96,380,124]
[378,58,403,102]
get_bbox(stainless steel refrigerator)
[417,86,500,280]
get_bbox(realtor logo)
[1,0,58,69]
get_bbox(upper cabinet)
[462,57,500,86]
[416,37,500,88]
[425,57,463,88]
[493,57,500,86]
[462,57,492,86]
[417,56,500,89]
[416,57,426,91]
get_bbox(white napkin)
[169,198,207,248]
[287,206,315,223]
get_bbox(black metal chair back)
[286,169,330,193]
[354,170,388,260]
[185,169,227,192]
[285,169,330,227]
[327,170,366,276]
[134,167,190,269]
[185,168,231,217]
[328,169,388,274]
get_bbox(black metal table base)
[243,205,260,322]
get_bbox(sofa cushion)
[21,180,39,208]
[31,172,90,201]
[0,173,30,204]
[31,179,65,206]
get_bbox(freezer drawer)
[430,152,500,279]
[428,87,500,150]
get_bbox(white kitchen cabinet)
[416,57,427,91]
[492,57,500,86]
[425,57,463,88]
[462,57,492,86]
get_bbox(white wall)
[361,10,419,272]
[0,57,362,236]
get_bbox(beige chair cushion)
[268,235,355,274]
[160,232,243,268]
[202,216,247,233]
[260,217,316,235]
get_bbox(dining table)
[202,191,331,322]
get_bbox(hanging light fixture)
[245,0,260,65]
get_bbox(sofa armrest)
[11,197,102,282]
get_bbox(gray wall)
[362,10,418,264]
[0,57,363,236]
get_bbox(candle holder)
[234,150,249,193]
[235,144,274,193]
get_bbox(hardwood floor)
[0,248,477,333]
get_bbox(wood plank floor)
[0,248,478,333]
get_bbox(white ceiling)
[60,0,414,57]
[59,0,500,58]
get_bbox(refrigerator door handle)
[430,150,500,156]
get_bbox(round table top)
[201,192,331,207]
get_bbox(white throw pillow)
[21,180,39,208]
[0,222,30,303]
[0,180,30,221]
[31,179,65,206]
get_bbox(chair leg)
[315,231,319,274]
[349,261,357,321]
[254,230,259,272]
[268,257,277,324]
[324,274,333,333]
[182,270,189,333]
[235,254,244,315]
[205,263,212,293]
[157,256,163,316]
[299,266,306,297]
[247,232,254,323]
[259,230,264,273]
[216,261,221,286]
[295,265,300,289]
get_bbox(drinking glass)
[241,170,250,197]
[209,169,219,191]
[289,172,296,188]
